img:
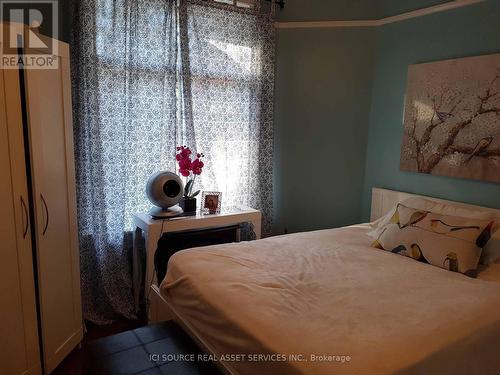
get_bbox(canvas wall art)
[400,53,500,183]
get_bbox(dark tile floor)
[52,318,147,375]
[52,320,222,375]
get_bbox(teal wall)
[362,0,500,220]
[277,0,453,21]
[273,3,376,234]
[274,0,500,234]
[376,0,451,18]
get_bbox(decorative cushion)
[370,197,495,230]
[369,197,500,266]
[398,198,500,265]
[368,197,438,236]
[370,203,498,276]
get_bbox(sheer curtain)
[72,0,275,323]
[180,0,275,235]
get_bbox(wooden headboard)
[370,187,500,222]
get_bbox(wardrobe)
[0,23,82,374]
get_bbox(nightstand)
[131,205,261,315]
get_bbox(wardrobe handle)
[40,194,49,235]
[21,196,29,238]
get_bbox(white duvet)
[160,224,500,375]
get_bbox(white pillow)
[482,232,500,265]
[371,203,496,275]
[369,197,436,236]
[370,197,500,264]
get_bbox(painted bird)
[410,243,430,264]
[476,221,496,248]
[436,111,454,122]
[391,245,407,255]
[391,244,431,264]
[371,228,388,250]
[443,252,459,272]
[404,211,428,229]
[430,219,479,234]
[465,136,494,163]
[390,208,428,229]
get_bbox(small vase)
[180,197,197,214]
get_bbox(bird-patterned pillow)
[370,203,497,276]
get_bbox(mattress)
[160,224,500,375]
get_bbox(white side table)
[132,205,262,313]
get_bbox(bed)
[156,188,500,374]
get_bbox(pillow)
[398,198,500,265]
[482,234,500,265]
[370,196,500,265]
[371,203,498,276]
[368,197,436,238]
[405,198,496,220]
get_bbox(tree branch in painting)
[405,70,500,174]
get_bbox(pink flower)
[176,146,191,158]
[176,146,204,177]
[180,147,191,158]
[191,158,204,175]
[192,159,203,168]
[179,169,190,177]
[178,158,192,170]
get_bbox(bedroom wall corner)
[361,0,500,221]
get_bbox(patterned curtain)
[72,0,275,323]
[180,0,275,234]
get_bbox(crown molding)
[275,0,485,29]
[276,20,378,29]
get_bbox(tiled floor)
[53,320,222,375]
[85,321,222,375]
[52,318,147,375]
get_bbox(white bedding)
[160,224,500,375]
[477,262,500,282]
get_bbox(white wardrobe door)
[24,42,82,373]
[0,69,41,375]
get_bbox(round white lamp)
[146,171,184,218]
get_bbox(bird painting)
[464,136,494,163]
[436,111,453,122]
[400,54,500,184]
